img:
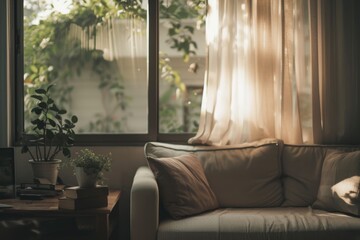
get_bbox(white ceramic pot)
[28,159,61,185]
[75,167,98,188]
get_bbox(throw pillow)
[147,154,219,219]
[313,150,360,216]
[145,139,283,208]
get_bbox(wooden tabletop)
[0,190,121,215]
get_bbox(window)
[17,0,206,145]
[158,1,206,133]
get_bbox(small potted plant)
[21,84,78,184]
[69,149,111,188]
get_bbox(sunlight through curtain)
[189,0,360,145]
[68,18,146,82]
[67,16,148,132]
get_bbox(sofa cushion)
[157,208,360,240]
[145,138,283,208]
[281,144,360,207]
[313,150,360,216]
[281,145,326,206]
[147,154,219,219]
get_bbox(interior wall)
[14,145,148,240]
[0,0,9,148]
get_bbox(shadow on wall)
[14,145,148,240]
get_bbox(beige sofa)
[130,139,360,240]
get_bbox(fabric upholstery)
[157,208,360,240]
[130,167,159,240]
[313,150,360,216]
[145,138,283,207]
[282,144,360,207]
[281,145,326,206]
[147,154,218,219]
[133,141,360,240]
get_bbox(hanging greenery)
[24,0,206,133]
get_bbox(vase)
[28,159,61,185]
[75,167,98,188]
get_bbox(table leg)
[95,214,109,240]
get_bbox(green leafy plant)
[23,0,206,134]
[21,84,78,162]
[69,148,111,181]
[160,0,206,61]
[24,0,132,134]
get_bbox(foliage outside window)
[23,0,206,139]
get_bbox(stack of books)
[58,185,109,210]
[17,183,59,198]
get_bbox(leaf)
[46,84,54,92]
[31,107,42,115]
[48,118,56,127]
[170,19,180,28]
[185,25,194,34]
[35,88,46,94]
[38,102,48,109]
[37,121,45,129]
[31,95,43,101]
[30,65,38,73]
[55,115,62,121]
[71,115,78,123]
[63,148,71,158]
[31,119,41,125]
[58,109,67,115]
[47,99,54,104]
[50,104,59,112]
[168,28,177,36]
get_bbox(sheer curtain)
[68,16,148,132]
[189,0,360,145]
[68,17,147,85]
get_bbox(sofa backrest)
[281,144,360,207]
[145,138,284,208]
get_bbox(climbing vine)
[24,0,206,133]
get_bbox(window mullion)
[148,0,159,141]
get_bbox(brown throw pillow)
[313,150,360,216]
[147,154,219,219]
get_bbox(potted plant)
[69,149,111,188]
[21,84,78,184]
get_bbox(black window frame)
[13,0,197,146]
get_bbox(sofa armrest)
[130,166,159,240]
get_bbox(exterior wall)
[69,56,205,133]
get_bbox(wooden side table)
[0,190,121,240]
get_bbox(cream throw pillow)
[313,150,360,216]
[147,154,219,219]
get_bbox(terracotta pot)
[28,159,61,185]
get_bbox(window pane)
[23,0,148,134]
[159,0,206,133]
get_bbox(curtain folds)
[189,0,360,145]
[315,0,360,144]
